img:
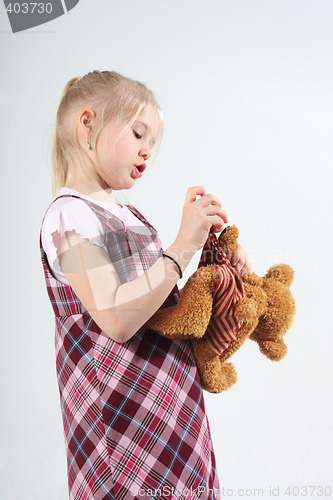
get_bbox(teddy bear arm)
[147,265,220,339]
[250,335,288,361]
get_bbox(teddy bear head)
[216,226,296,365]
[243,263,296,361]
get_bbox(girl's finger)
[231,252,240,266]
[235,254,246,271]
[204,206,229,224]
[196,193,222,208]
[184,186,207,204]
[244,256,254,274]
[235,262,244,272]
[231,245,242,266]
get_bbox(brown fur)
[147,226,296,393]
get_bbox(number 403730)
[285,485,332,497]
[5,3,53,14]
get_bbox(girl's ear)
[78,108,96,130]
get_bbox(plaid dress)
[39,194,221,500]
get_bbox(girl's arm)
[57,230,196,343]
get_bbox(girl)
[40,70,252,500]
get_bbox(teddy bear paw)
[200,361,237,393]
[234,299,258,323]
[256,339,287,361]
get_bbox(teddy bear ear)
[265,264,294,286]
[218,225,239,259]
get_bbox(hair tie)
[162,253,183,279]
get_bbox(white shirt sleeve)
[41,197,108,284]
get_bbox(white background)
[1,1,332,499]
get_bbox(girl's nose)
[139,146,151,161]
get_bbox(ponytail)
[59,76,81,103]
[51,76,81,197]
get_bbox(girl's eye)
[133,130,142,140]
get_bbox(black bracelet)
[162,253,183,279]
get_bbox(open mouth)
[133,163,147,179]
[135,163,146,173]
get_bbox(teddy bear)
[147,226,296,393]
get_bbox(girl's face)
[94,108,160,190]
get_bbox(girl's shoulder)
[41,190,108,258]
[40,189,110,284]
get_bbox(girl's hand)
[175,186,228,253]
[230,244,253,275]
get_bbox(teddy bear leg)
[192,338,237,393]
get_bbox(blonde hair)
[51,70,164,202]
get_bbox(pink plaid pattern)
[40,194,221,500]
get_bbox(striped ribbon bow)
[198,229,245,356]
